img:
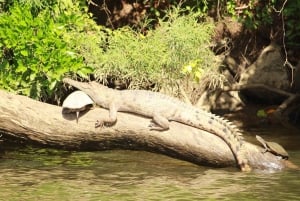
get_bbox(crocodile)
[63,78,251,171]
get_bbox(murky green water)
[1,127,299,201]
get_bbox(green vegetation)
[92,8,219,90]
[1,0,299,102]
[0,1,220,101]
[282,0,300,47]
[0,1,94,101]
[223,0,300,47]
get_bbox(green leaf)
[20,50,29,56]
[257,110,267,118]
[76,66,93,78]
[30,73,36,81]
[49,80,57,91]
[16,61,27,73]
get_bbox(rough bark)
[0,89,297,171]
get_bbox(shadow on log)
[0,89,297,172]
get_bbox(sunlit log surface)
[0,89,297,171]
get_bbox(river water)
[0,127,299,200]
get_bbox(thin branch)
[276,94,300,114]
[272,0,288,13]
[271,0,294,85]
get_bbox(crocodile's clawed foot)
[148,123,167,131]
[148,122,154,128]
[95,120,104,128]
[148,123,158,130]
[241,164,252,172]
[95,120,116,128]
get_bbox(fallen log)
[0,89,297,171]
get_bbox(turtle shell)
[62,90,94,116]
[265,141,289,159]
[256,135,289,159]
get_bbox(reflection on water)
[0,127,299,200]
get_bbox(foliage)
[282,0,300,47]
[0,2,94,101]
[0,1,222,101]
[90,8,220,90]
[181,58,225,90]
[220,0,300,47]
[0,0,87,14]
[144,0,209,19]
[224,0,276,29]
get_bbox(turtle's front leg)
[261,148,268,154]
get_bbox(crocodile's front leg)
[95,102,119,128]
[149,113,170,131]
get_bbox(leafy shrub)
[0,2,222,100]
[0,0,87,15]
[0,3,93,101]
[88,8,220,90]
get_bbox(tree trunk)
[0,89,296,171]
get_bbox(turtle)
[256,135,289,159]
[62,90,94,123]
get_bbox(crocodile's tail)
[177,109,251,171]
[197,111,251,171]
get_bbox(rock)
[196,89,244,113]
[239,43,290,103]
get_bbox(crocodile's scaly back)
[119,90,250,171]
[63,78,250,171]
